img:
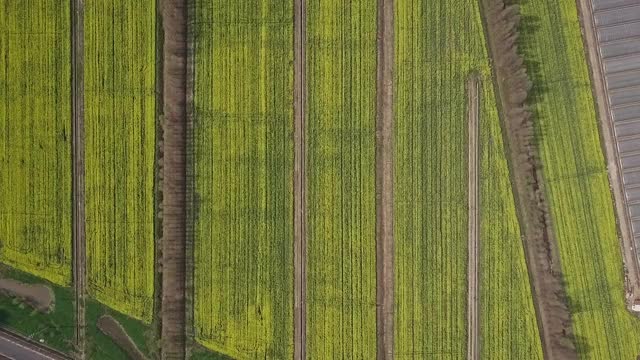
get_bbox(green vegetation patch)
[86,298,154,360]
[192,0,294,358]
[519,0,640,358]
[305,0,378,358]
[0,0,72,286]
[85,0,157,322]
[0,265,74,353]
[395,0,542,358]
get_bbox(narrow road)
[375,0,395,359]
[71,0,86,359]
[466,76,480,360]
[161,1,188,359]
[0,328,69,360]
[293,0,307,357]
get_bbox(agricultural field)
[85,0,156,322]
[0,0,72,286]
[519,0,640,357]
[394,0,542,358]
[191,0,294,358]
[305,0,377,358]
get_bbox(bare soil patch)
[0,278,54,313]
[161,0,188,359]
[97,315,148,360]
[375,0,394,358]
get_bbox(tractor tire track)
[466,76,480,360]
[293,0,307,358]
[71,0,86,358]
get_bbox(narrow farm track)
[161,0,188,359]
[71,0,86,359]
[466,76,480,360]
[293,0,307,358]
[376,0,394,358]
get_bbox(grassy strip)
[85,299,153,360]
[519,0,640,358]
[394,1,542,358]
[192,1,294,358]
[305,0,377,357]
[0,0,72,286]
[0,265,73,353]
[84,0,156,322]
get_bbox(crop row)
[394,1,542,359]
[192,0,295,358]
[519,0,640,358]
[0,1,72,286]
[305,0,378,358]
[85,0,157,322]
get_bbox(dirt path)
[576,0,640,303]
[161,1,188,359]
[466,76,480,360]
[375,0,394,358]
[71,1,86,359]
[293,0,307,357]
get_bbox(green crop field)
[85,0,156,322]
[0,1,72,286]
[192,1,294,358]
[478,71,543,359]
[394,1,542,358]
[519,0,640,358]
[305,0,377,358]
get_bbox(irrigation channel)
[467,76,480,360]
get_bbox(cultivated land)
[192,1,294,358]
[0,0,72,286]
[84,0,156,322]
[394,1,542,358]
[305,0,378,358]
[519,0,640,357]
[293,0,307,357]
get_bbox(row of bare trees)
[484,1,578,358]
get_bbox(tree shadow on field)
[565,292,584,315]
[574,335,592,357]
[515,13,557,162]
[0,309,10,325]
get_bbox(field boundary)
[375,0,394,358]
[466,76,480,360]
[153,0,165,356]
[71,0,86,359]
[293,0,307,357]
[479,0,578,358]
[161,0,188,358]
[576,0,640,306]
